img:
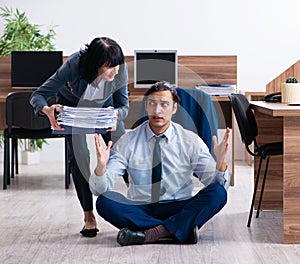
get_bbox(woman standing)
[30,37,129,237]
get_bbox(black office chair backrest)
[229,94,258,146]
[6,91,51,131]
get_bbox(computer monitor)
[11,51,63,89]
[134,50,177,88]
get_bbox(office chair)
[126,88,219,184]
[3,91,71,190]
[228,94,283,227]
[132,88,218,153]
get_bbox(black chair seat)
[256,142,283,158]
[4,128,64,140]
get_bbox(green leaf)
[286,77,298,83]
[0,6,57,55]
[0,6,58,147]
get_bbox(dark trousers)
[67,133,111,211]
[96,183,227,242]
[56,92,127,211]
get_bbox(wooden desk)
[0,93,8,130]
[1,91,235,185]
[126,95,232,129]
[251,101,300,243]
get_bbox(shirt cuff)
[89,171,108,195]
[215,168,231,191]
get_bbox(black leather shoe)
[80,226,99,238]
[117,227,146,246]
[185,226,198,244]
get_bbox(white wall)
[2,0,300,92]
[1,0,299,161]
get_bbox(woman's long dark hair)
[79,37,125,83]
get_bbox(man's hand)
[41,104,64,130]
[94,134,112,176]
[212,127,230,172]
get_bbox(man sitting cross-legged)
[89,81,231,246]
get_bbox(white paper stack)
[57,106,117,129]
[195,84,236,96]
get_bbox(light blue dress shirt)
[89,121,231,202]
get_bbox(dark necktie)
[151,135,165,202]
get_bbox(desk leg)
[284,116,300,243]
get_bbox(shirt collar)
[145,121,173,142]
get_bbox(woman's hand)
[94,134,112,176]
[106,109,118,132]
[41,104,64,130]
[213,127,230,172]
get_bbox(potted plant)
[21,138,48,164]
[0,7,56,55]
[281,77,300,104]
[0,6,57,163]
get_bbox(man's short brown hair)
[144,81,180,104]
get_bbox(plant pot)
[281,83,300,104]
[22,150,40,165]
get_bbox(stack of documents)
[53,106,117,134]
[195,84,236,96]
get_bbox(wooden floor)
[1,161,300,264]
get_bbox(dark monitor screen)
[11,51,63,89]
[134,50,177,88]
